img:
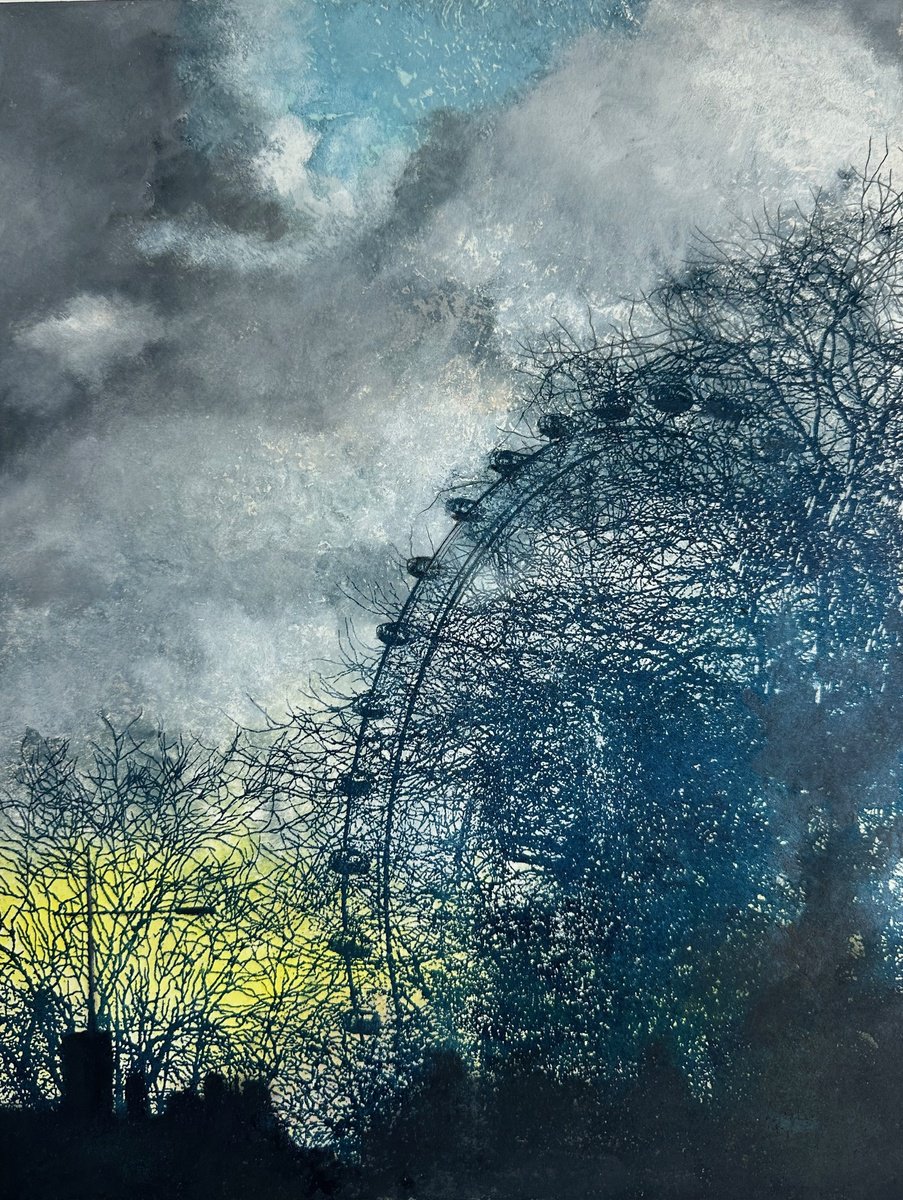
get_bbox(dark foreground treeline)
[0,1074,342,1200]
[356,986,903,1200]
[5,975,903,1200]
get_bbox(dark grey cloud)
[0,0,899,752]
[833,0,901,54]
[0,3,176,319]
[0,1,513,746]
[0,1,293,450]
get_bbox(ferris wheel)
[310,360,794,1083]
[290,194,903,1115]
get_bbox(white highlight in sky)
[17,293,165,385]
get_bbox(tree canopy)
[5,159,903,1143]
[317,155,903,1095]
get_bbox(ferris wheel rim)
[331,404,722,1035]
[335,422,647,1024]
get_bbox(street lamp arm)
[55,905,216,919]
[93,906,217,917]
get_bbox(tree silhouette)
[5,155,903,1170]
[0,718,330,1118]
[311,152,903,1099]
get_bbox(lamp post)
[60,848,215,1118]
[80,847,215,1034]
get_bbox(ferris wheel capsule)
[340,1009,381,1036]
[406,555,435,579]
[648,381,695,415]
[328,849,371,876]
[592,392,632,421]
[376,621,411,646]
[336,771,373,798]
[445,496,480,522]
[489,449,528,476]
[536,412,571,440]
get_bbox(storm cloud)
[0,0,900,750]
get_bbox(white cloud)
[254,114,320,197]
[415,0,903,343]
[17,293,166,384]
[253,113,358,222]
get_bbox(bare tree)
[0,718,329,1118]
[6,154,903,1145]
[308,153,903,1095]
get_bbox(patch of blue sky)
[281,1,643,183]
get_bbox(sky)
[0,0,900,752]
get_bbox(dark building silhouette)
[59,1031,113,1120]
[124,1068,150,1121]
